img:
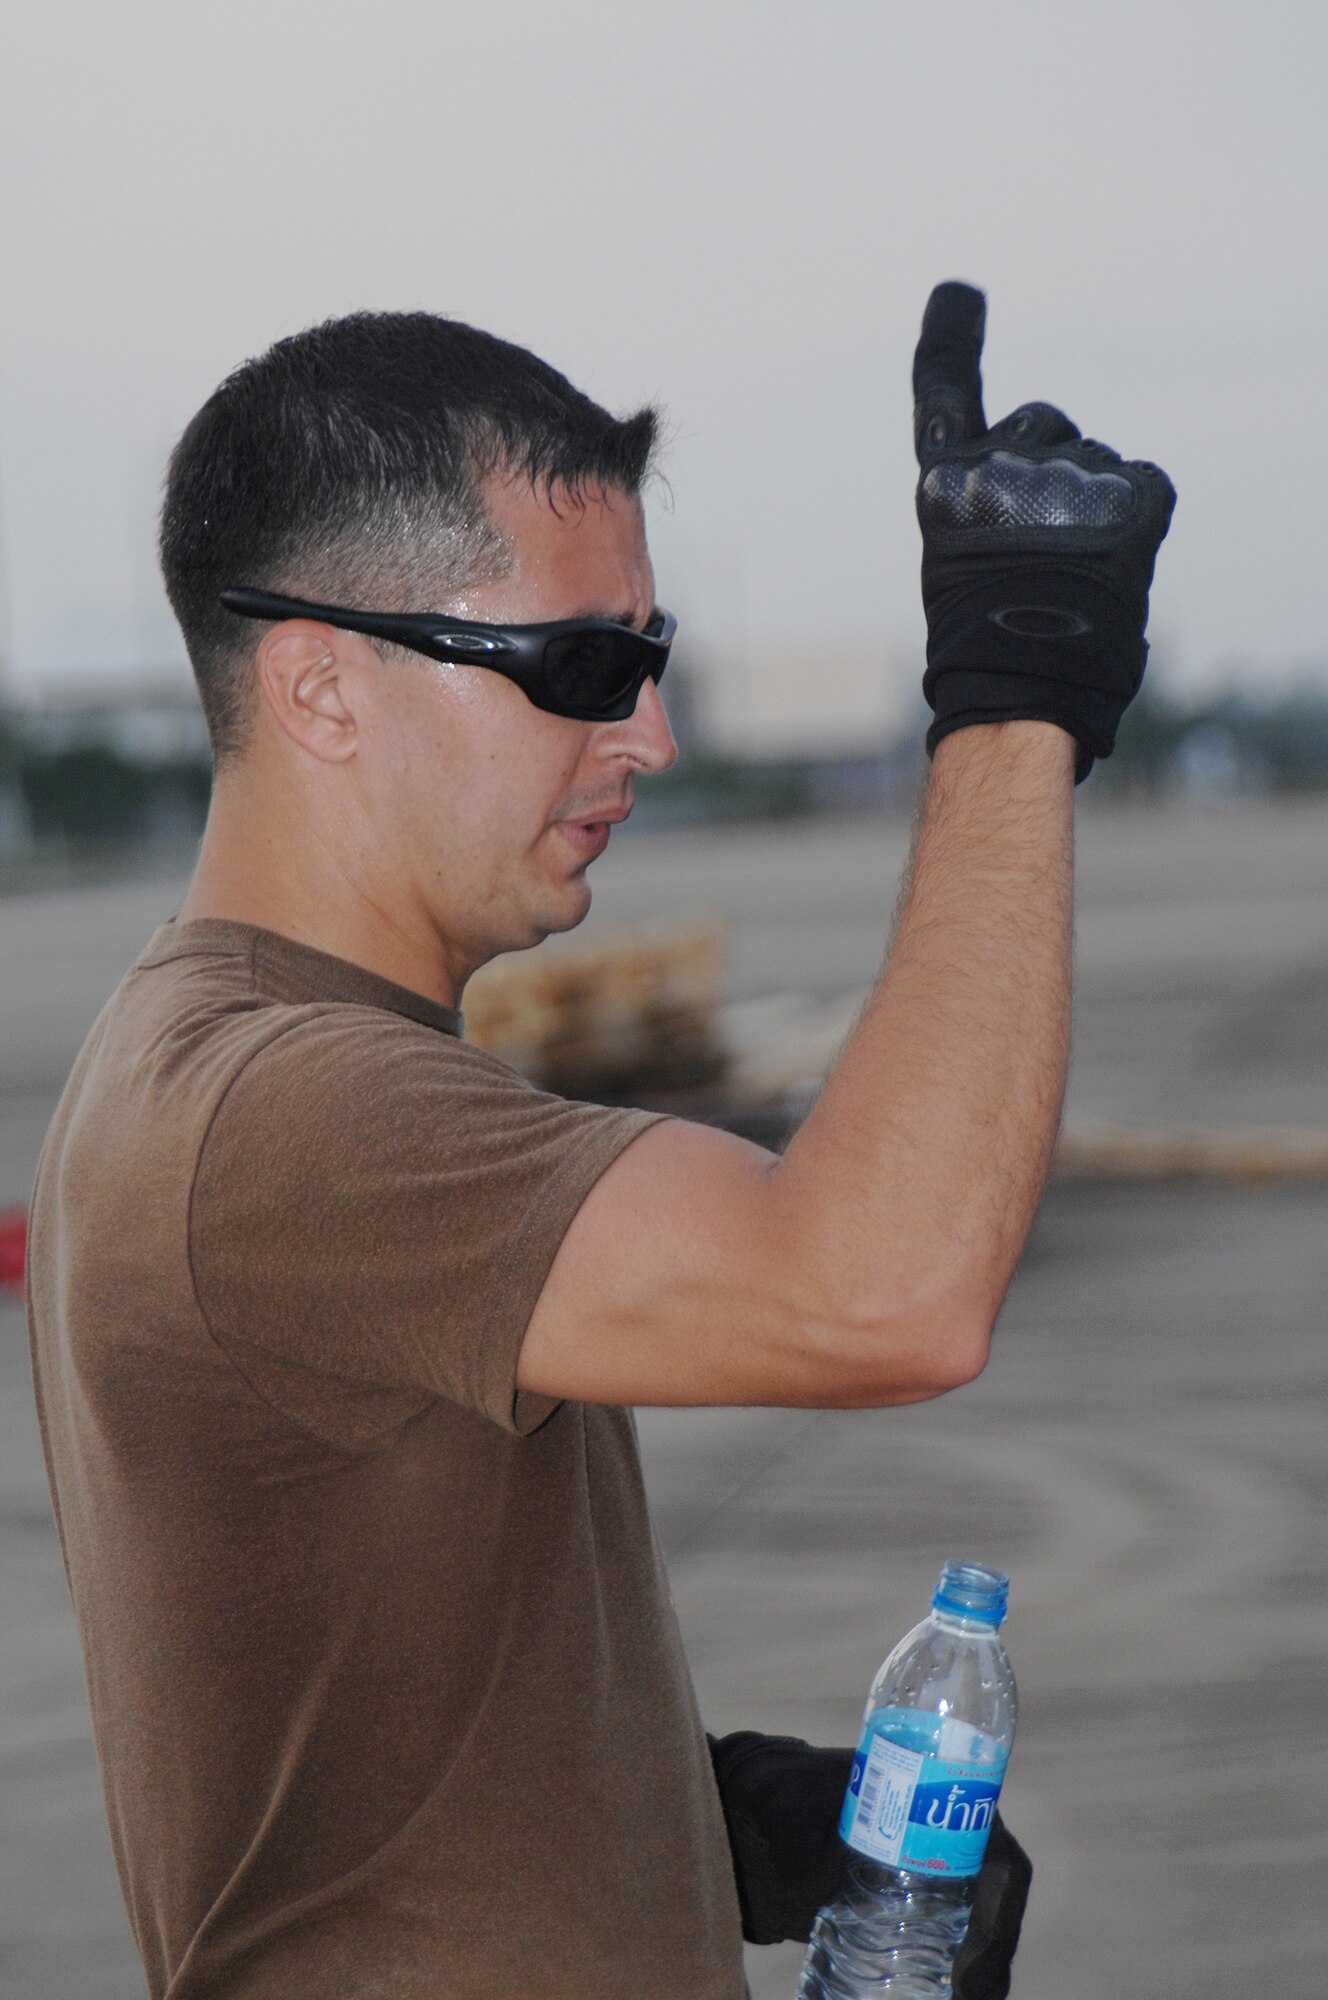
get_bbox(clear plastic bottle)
[798,1560,1017,2000]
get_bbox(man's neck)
[178,785,465,1009]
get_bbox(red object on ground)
[0,1209,28,1292]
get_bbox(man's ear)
[255,622,368,764]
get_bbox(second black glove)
[707,1727,1032,2000]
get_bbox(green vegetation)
[1101,683,1328,794]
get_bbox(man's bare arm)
[518,719,1073,1408]
[522,279,1174,1410]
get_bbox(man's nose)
[601,674,678,773]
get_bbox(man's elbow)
[824,1288,996,1406]
[930,1313,994,1390]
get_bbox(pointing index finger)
[913,281,988,463]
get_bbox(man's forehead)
[481,467,646,541]
[465,469,654,624]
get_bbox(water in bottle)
[798,1560,1017,1999]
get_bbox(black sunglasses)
[219,586,675,723]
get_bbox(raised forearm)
[770,720,1074,1387]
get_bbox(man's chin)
[541,876,593,935]
[498,878,592,954]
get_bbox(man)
[27,286,1173,1998]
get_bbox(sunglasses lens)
[543,630,645,714]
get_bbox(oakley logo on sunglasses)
[435,631,507,657]
[219,587,675,724]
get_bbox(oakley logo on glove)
[987,607,1094,639]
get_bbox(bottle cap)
[932,1560,1009,1627]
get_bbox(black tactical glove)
[913,281,1177,780]
[707,1729,1031,1999]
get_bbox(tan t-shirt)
[27,920,747,1999]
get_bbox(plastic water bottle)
[798,1560,1017,1999]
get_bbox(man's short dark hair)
[159,312,659,761]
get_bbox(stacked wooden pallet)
[463,918,729,1095]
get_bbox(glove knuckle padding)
[919,449,1138,537]
[912,283,1176,781]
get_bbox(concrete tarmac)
[3,796,1327,2000]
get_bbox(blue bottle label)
[840,1715,1007,1876]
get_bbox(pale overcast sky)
[1,0,1325,747]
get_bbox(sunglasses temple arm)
[221,589,422,645]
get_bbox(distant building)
[695,643,916,760]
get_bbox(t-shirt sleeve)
[188,1010,666,1445]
